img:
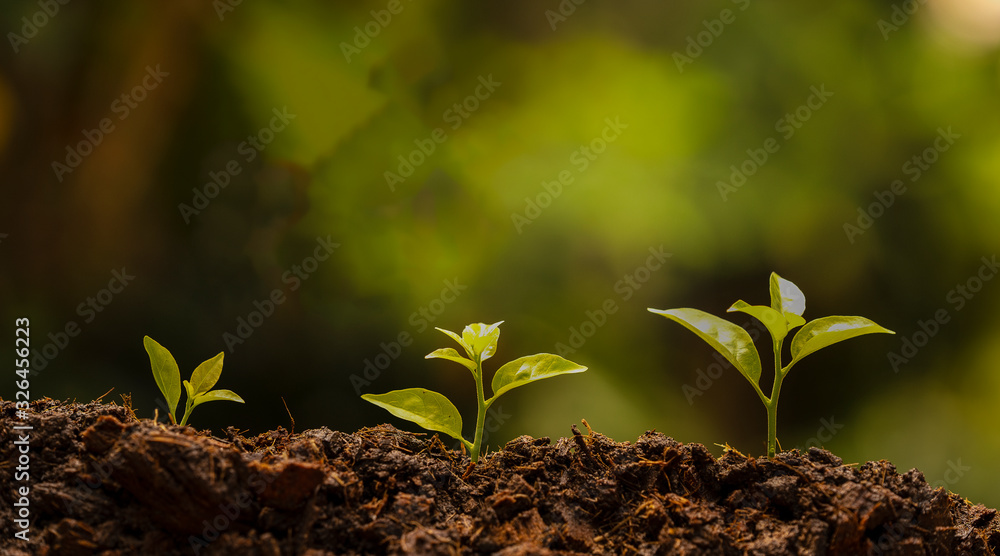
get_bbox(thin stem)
[766,339,784,458]
[179,398,193,426]
[470,358,487,462]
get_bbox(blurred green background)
[2,0,999,506]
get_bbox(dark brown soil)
[1,398,998,555]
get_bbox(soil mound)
[1,398,997,555]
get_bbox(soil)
[1,398,998,555]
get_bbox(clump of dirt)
[1,398,998,555]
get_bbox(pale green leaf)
[425,347,478,372]
[362,388,465,443]
[191,389,246,408]
[435,327,475,360]
[770,272,806,317]
[489,353,587,402]
[144,336,181,419]
[728,300,788,341]
[648,308,762,385]
[190,352,225,396]
[462,321,503,362]
[789,316,895,368]
[785,313,807,328]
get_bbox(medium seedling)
[649,272,894,458]
[362,321,587,462]
[143,336,244,426]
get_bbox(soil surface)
[1,398,998,555]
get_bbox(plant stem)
[179,400,192,426]
[470,359,487,462]
[766,339,784,458]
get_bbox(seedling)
[143,336,244,426]
[362,321,587,462]
[649,273,894,458]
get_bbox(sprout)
[143,336,244,426]
[649,272,894,458]
[362,321,587,462]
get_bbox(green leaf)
[648,308,762,386]
[183,379,195,401]
[770,272,806,318]
[789,316,895,368]
[489,353,587,402]
[425,347,478,372]
[190,352,225,396]
[728,300,788,341]
[143,336,181,419]
[362,388,465,443]
[785,312,807,329]
[462,321,503,362]
[191,389,245,408]
[435,327,475,360]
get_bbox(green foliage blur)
[1,1,999,506]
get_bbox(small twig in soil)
[93,387,115,403]
[772,460,811,483]
[715,442,746,458]
[571,424,593,460]
[469,525,485,544]
[460,461,476,481]
[280,396,295,434]
[595,515,633,542]
[119,393,137,421]
[365,484,391,519]
[421,434,458,462]
[393,443,414,454]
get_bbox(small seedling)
[648,272,894,458]
[143,336,244,426]
[362,321,587,462]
